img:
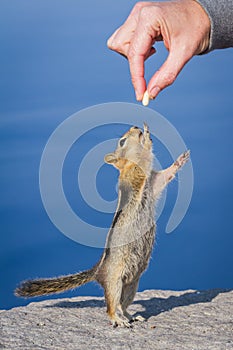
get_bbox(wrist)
[187,0,211,53]
[195,0,233,52]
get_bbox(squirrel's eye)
[119,138,126,147]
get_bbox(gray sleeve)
[196,0,233,52]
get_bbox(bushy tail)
[15,268,96,298]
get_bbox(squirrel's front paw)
[175,150,190,169]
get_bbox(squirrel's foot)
[122,310,146,323]
[111,315,132,328]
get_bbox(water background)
[0,0,232,310]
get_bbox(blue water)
[0,0,233,310]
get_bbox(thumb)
[147,48,191,99]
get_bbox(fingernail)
[149,86,161,99]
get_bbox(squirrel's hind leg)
[119,280,145,323]
[104,278,132,328]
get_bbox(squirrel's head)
[104,123,153,176]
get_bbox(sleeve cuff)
[195,0,233,52]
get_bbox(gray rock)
[0,289,232,349]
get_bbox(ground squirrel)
[15,123,190,327]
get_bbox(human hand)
[107,0,210,102]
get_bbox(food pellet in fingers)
[142,90,150,106]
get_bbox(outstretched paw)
[174,150,190,169]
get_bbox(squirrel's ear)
[104,153,117,164]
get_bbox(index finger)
[127,16,157,100]
[107,2,147,55]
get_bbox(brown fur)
[15,123,190,327]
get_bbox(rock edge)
[0,289,232,349]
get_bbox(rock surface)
[0,289,232,349]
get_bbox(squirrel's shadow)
[47,289,230,320]
[133,288,229,319]
[47,298,105,309]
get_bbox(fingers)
[128,53,146,101]
[107,2,146,56]
[129,3,191,100]
[128,47,156,99]
[147,47,192,99]
[127,10,158,100]
[108,3,161,101]
[128,47,156,100]
[107,2,157,99]
[108,0,211,102]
